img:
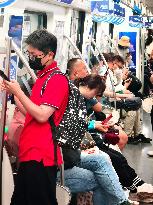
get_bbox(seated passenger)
[101,53,151,144]
[122,67,142,99]
[66,58,153,202]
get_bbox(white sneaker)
[128,199,139,205]
[137,183,153,203]
[137,183,153,193]
[147,151,153,157]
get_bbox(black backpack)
[127,74,142,94]
[41,70,87,150]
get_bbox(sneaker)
[127,137,140,145]
[137,183,153,203]
[147,151,153,157]
[137,134,152,143]
[121,200,139,205]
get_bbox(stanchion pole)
[0,37,11,205]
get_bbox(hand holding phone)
[0,70,10,81]
[101,114,113,125]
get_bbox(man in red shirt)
[3,29,69,205]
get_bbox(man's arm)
[15,90,56,123]
[104,90,133,99]
[92,102,103,112]
[14,96,27,116]
[4,80,56,123]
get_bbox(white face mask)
[98,65,107,77]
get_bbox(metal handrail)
[101,32,121,56]
[91,38,117,110]
[63,35,91,74]
[11,41,37,82]
[0,37,12,205]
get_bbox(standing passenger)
[1,29,69,205]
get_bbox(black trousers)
[97,143,144,192]
[151,106,153,131]
[10,161,58,205]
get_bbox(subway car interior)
[0,0,153,205]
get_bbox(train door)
[76,11,85,53]
[23,11,47,43]
[69,10,79,55]
[89,21,97,67]
[70,10,85,53]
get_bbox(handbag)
[56,164,71,205]
[103,128,120,145]
[5,108,25,157]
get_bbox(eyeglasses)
[24,50,45,61]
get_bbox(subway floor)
[123,111,153,204]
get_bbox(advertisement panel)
[8,15,23,49]
[0,0,17,8]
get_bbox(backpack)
[127,74,142,94]
[41,70,87,150]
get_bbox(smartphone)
[0,70,10,81]
[101,114,113,125]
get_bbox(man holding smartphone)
[1,29,69,205]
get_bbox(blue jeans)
[58,152,127,205]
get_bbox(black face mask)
[29,57,46,71]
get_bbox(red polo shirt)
[18,61,69,166]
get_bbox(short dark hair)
[102,53,115,63]
[25,29,57,57]
[66,58,81,76]
[74,74,106,96]
[114,55,124,64]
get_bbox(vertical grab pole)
[0,37,12,205]
[63,35,91,74]
[140,29,145,93]
[12,41,37,82]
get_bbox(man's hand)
[3,80,22,96]
[95,121,109,133]
[124,90,131,94]
[126,93,134,99]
